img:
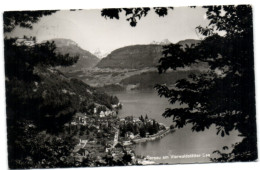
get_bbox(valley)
[53,38,206,92]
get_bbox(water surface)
[112,90,243,164]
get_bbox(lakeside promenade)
[132,127,174,144]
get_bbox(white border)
[0,1,259,170]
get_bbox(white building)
[100,111,105,118]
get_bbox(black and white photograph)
[1,1,258,169]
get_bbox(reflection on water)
[114,90,174,126]
[112,89,243,164]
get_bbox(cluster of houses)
[67,104,168,165]
[15,36,36,46]
[70,112,118,129]
[93,104,119,118]
[72,140,136,165]
[67,104,138,165]
[70,103,119,125]
[98,110,116,118]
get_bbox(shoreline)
[132,127,174,144]
[131,127,175,165]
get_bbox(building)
[125,131,135,139]
[15,36,36,46]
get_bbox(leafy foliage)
[101,7,173,27]
[155,5,257,161]
[4,39,79,81]
[5,37,123,167]
[4,37,80,167]
[8,120,78,168]
[4,24,107,168]
[3,10,56,32]
[120,115,161,137]
[5,38,79,126]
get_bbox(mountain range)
[43,38,100,72]
[96,44,163,69]
[150,39,172,45]
[46,38,205,89]
[96,39,201,69]
[43,38,201,70]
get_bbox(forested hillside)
[96,39,200,69]
[4,38,118,168]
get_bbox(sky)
[6,7,209,57]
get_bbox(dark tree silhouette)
[156,5,257,161]
[3,10,56,32]
[8,122,78,168]
[5,38,79,127]
[101,7,173,27]
[4,11,82,168]
[4,38,79,81]
[102,5,257,162]
[155,5,257,162]
[4,9,129,168]
[5,39,80,167]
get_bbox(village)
[64,102,172,166]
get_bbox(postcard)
[3,5,257,168]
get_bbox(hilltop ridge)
[43,38,100,71]
[96,39,201,69]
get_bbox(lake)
[112,89,243,164]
